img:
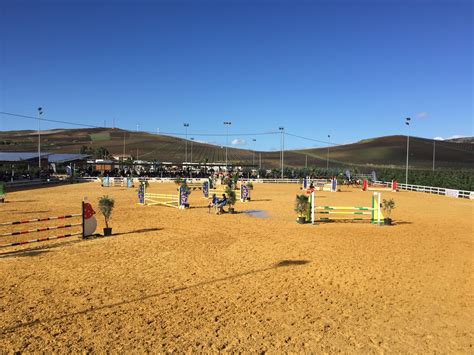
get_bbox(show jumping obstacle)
[308,191,384,225]
[0,201,97,248]
[240,184,250,202]
[102,176,134,188]
[304,177,337,193]
[0,183,5,203]
[138,183,188,209]
[208,183,251,203]
[186,180,210,198]
[362,179,397,192]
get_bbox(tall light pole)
[252,138,256,167]
[305,154,308,169]
[405,117,411,185]
[432,139,436,171]
[279,127,284,179]
[190,137,194,164]
[37,107,43,168]
[122,130,126,162]
[326,134,331,170]
[183,123,189,163]
[224,121,231,170]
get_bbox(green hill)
[0,128,472,170]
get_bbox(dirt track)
[1,182,473,352]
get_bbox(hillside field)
[0,128,472,169]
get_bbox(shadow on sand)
[0,229,162,258]
[1,259,311,334]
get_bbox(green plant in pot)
[232,173,239,189]
[98,195,115,236]
[225,186,237,214]
[295,194,309,224]
[246,181,254,190]
[382,198,395,225]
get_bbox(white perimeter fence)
[72,177,473,200]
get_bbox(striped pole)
[81,201,85,238]
[371,193,375,222]
[0,214,82,226]
[0,203,86,248]
[2,232,83,248]
[377,192,381,225]
[0,223,82,237]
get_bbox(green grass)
[89,132,111,142]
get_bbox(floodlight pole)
[405,117,411,185]
[224,121,231,170]
[279,127,284,179]
[183,123,189,163]
[252,138,256,166]
[326,135,330,170]
[37,107,43,169]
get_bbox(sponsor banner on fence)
[445,189,459,198]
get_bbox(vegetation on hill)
[0,129,472,171]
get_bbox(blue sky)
[1,0,472,151]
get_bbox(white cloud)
[433,134,466,141]
[416,112,429,119]
[231,139,246,146]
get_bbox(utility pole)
[405,117,411,185]
[326,135,331,170]
[279,127,284,179]
[305,154,308,169]
[37,107,43,169]
[224,121,231,170]
[190,137,194,164]
[183,123,189,162]
[122,131,126,163]
[252,138,256,166]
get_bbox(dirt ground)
[1,182,473,353]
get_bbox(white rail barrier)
[375,180,473,200]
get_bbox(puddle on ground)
[243,210,268,219]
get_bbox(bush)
[294,194,309,218]
[225,186,237,208]
[98,195,115,228]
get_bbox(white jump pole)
[377,192,381,225]
[311,191,315,224]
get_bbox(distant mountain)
[445,137,474,144]
[0,129,472,170]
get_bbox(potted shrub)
[98,195,115,236]
[295,194,309,224]
[382,198,395,225]
[246,181,254,190]
[225,186,237,214]
[232,173,239,189]
[223,176,232,189]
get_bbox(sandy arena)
[0,182,473,353]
